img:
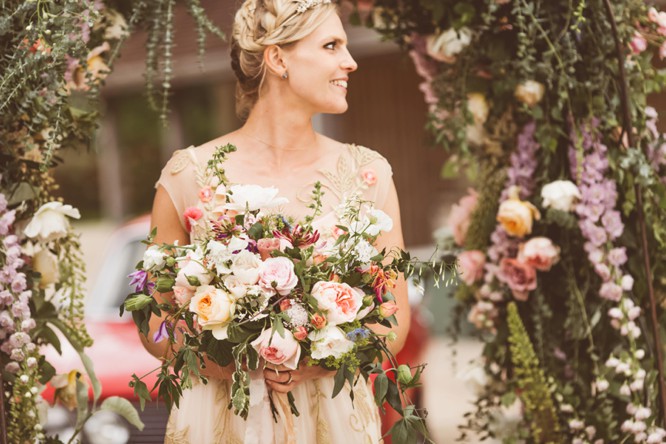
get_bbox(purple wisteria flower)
[128,269,155,294]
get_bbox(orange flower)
[371,267,398,301]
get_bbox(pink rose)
[198,186,213,203]
[183,207,203,232]
[257,238,281,261]
[467,301,497,330]
[447,189,478,246]
[251,328,301,370]
[360,168,377,186]
[310,281,364,326]
[498,258,537,301]
[173,285,194,306]
[519,237,560,271]
[629,31,647,54]
[379,301,399,318]
[457,250,486,285]
[258,257,298,296]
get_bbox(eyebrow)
[320,36,347,45]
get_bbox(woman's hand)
[200,355,235,381]
[263,361,335,393]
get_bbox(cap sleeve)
[154,147,199,229]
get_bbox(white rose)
[467,93,489,125]
[176,251,213,289]
[24,202,80,242]
[189,285,236,340]
[143,245,166,271]
[224,184,289,212]
[426,27,472,63]
[33,249,59,287]
[367,208,393,235]
[515,80,545,107]
[231,250,262,285]
[223,275,247,300]
[308,326,355,360]
[541,180,581,212]
[207,240,233,274]
[466,123,487,146]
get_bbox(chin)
[321,101,349,114]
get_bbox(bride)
[142,0,410,442]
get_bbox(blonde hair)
[231,0,338,120]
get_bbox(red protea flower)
[273,224,320,248]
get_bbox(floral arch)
[2,0,666,442]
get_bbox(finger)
[266,380,294,393]
[263,369,292,384]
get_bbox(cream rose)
[497,188,540,238]
[308,326,355,360]
[311,281,364,326]
[24,202,80,242]
[33,249,59,287]
[189,285,236,340]
[231,250,262,285]
[514,80,545,107]
[258,257,298,296]
[251,328,301,370]
[541,180,581,212]
[224,184,289,212]
[426,27,472,63]
[223,275,247,300]
[176,251,213,289]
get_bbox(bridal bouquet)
[123,144,448,443]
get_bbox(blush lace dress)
[154,142,394,444]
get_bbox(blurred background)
[53,1,666,443]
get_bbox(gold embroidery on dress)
[169,147,195,175]
[164,413,191,444]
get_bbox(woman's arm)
[371,179,411,356]
[140,185,234,380]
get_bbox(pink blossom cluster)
[0,192,38,374]
[645,107,666,184]
[568,119,633,302]
[408,33,439,106]
[629,7,666,59]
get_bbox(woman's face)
[281,13,358,115]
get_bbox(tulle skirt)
[164,375,382,444]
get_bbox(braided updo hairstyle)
[231,0,338,120]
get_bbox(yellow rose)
[189,285,235,340]
[497,189,540,237]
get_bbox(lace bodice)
[155,142,394,232]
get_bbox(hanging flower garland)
[350,0,666,441]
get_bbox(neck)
[241,98,319,152]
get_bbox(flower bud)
[397,364,412,385]
[379,301,399,318]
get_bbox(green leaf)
[131,375,150,411]
[100,396,145,431]
[332,367,347,398]
[374,372,389,407]
[78,351,102,403]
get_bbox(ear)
[263,45,288,78]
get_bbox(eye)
[324,41,337,50]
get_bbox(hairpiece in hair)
[295,0,332,14]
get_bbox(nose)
[341,47,358,72]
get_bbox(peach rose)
[257,238,281,261]
[258,257,298,296]
[447,189,479,246]
[497,191,540,238]
[519,237,560,271]
[498,258,537,301]
[457,250,486,286]
[379,301,398,318]
[293,326,308,341]
[251,328,301,370]
[173,285,194,306]
[189,285,236,339]
[311,313,327,330]
[311,281,364,326]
